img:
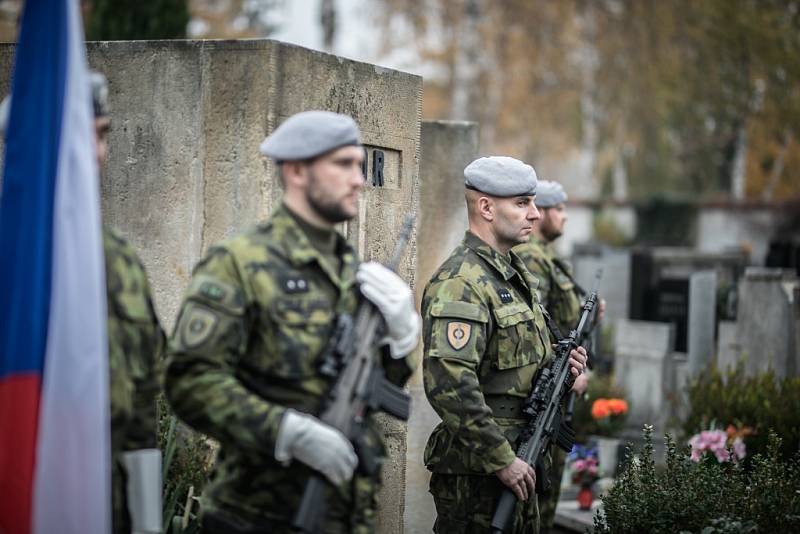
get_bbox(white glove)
[356,261,421,358]
[274,409,358,485]
[122,449,162,534]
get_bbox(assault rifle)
[292,216,415,533]
[490,269,602,534]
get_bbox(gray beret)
[535,180,568,207]
[464,156,538,197]
[259,110,362,161]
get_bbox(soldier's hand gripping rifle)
[490,270,602,534]
[292,216,415,533]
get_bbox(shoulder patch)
[199,281,226,302]
[186,273,245,314]
[180,306,219,349]
[446,321,471,350]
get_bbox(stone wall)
[405,120,478,533]
[0,39,422,532]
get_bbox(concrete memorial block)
[0,39,422,533]
[737,267,799,379]
[614,319,675,433]
[688,271,718,377]
[406,120,478,534]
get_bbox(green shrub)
[158,397,213,533]
[682,364,800,463]
[594,426,800,533]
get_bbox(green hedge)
[594,426,800,533]
[682,365,800,463]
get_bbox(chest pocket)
[263,297,335,379]
[492,302,547,370]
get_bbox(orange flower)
[607,398,629,416]
[591,399,611,419]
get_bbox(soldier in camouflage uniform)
[422,157,587,534]
[89,73,166,534]
[164,111,420,533]
[513,180,601,533]
[1,72,165,534]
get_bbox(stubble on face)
[493,196,537,249]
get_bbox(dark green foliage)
[158,397,211,533]
[594,426,800,533]
[86,0,189,41]
[682,365,800,462]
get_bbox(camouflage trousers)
[429,472,539,534]
[112,458,132,534]
[539,447,566,533]
[199,473,379,534]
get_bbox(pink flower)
[732,437,746,460]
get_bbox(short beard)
[305,169,354,224]
[539,217,562,242]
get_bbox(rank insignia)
[498,288,514,303]
[446,321,471,351]
[281,275,309,294]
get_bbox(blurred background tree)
[84,0,190,40]
[376,0,800,201]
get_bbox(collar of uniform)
[268,203,358,286]
[463,231,518,281]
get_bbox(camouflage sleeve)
[105,230,165,452]
[165,247,286,456]
[124,271,165,450]
[422,277,517,473]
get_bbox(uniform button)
[287,280,296,290]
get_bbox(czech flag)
[0,0,111,533]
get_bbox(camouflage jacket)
[422,232,553,475]
[513,237,582,337]
[105,227,165,534]
[165,203,414,526]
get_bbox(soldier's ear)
[281,161,309,188]
[478,196,494,222]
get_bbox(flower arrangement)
[590,398,629,436]
[568,444,599,486]
[688,424,752,463]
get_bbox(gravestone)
[716,321,742,371]
[572,244,631,323]
[688,271,718,376]
[614,319,675,433]
[737,268,799,379]
[0,39,422,533]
